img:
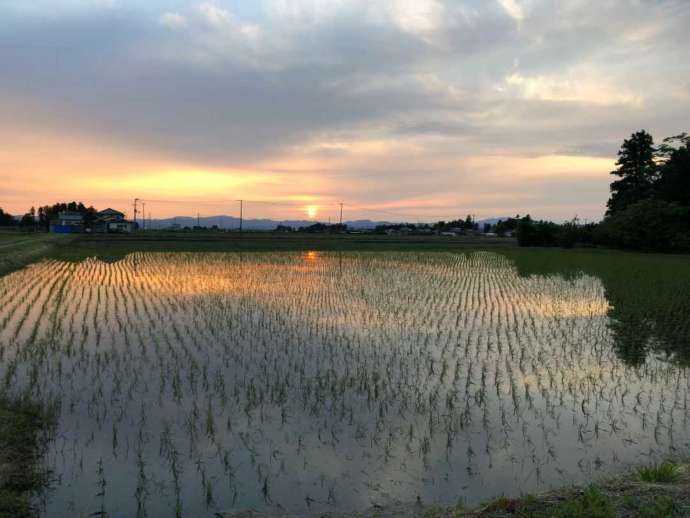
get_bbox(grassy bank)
[0,231,74,276]
[0,394,57,518]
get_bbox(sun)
[305,205,318,219]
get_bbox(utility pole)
[133,198,139,228]
[197,213,200,228]
[142,202,146,231]
[339,202,343,226]
[239,200,243,234]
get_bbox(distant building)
[95,208,138,233]
[50,212,84,233]
[98,208,125,221]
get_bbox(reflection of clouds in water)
[0,252,687,516]
[66,252,609,320]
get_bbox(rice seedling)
[637,462,679,483]
[0,251,687,515]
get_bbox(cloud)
[500,71,642,106]
[497,0,525,21]
[378,0,444,37]
[0,0,689,221]
[158,12,187,29]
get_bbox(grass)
[404,462,690,518]
[637,463,680,484]
[549,486,617,517]
[0,394,57,518]
[0,231,74,277]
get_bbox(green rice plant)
[639,495,676,518]
[637,462,679,483]
[551,485,616,518]
[0,250,688,516]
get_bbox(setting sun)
[305,205,318,219]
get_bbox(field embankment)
[0,232,73,276]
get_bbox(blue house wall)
[52,225,80,234]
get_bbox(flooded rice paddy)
[0,251,688,516]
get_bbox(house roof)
[98,208,125,216]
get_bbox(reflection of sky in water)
[0,252,688,517]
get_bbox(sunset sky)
[2,0,689,222]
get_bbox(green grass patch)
[550,486,617,518]
[0,394,57,518]
[637,463,679,483]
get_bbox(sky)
[1,0,689,222]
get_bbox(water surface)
[0,251,687,516]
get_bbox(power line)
[137,197,340,208]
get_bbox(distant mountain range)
[141,215,513,230]
[143,216,386,230]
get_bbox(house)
[49,212,84,233]
[98,208,125,221]
[95,208,138,233]
[105,220,138,233]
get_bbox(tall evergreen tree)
[656,134,690,208]
[606,130,657,215]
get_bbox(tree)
[557,218,579,249]
[595,199,690,252]
[299,222,329,233]
[494,217,518,236]
[38,201,98,231]
[19,208,36,230]
[0,208,16,226]
[655,134,690,208]
[606,130,657,215]
[275,224,293,232]
[516,215,560,247]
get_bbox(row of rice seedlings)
[0,251,688,515]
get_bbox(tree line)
[0,202,98,231]
[515,130,689,251]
